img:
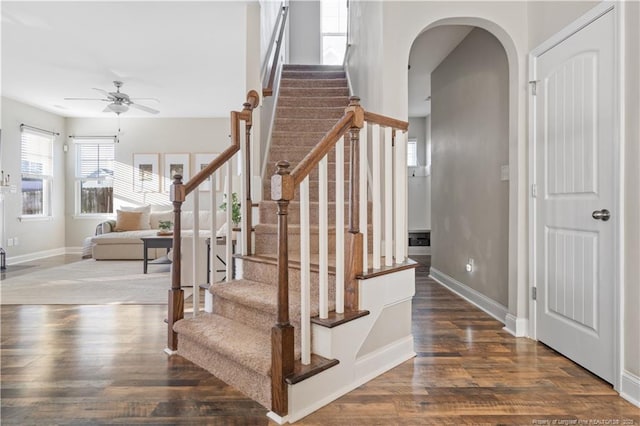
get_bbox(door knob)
[592,209,611,221]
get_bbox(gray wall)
[288,0,321,64]
[1,97,67,261]
[431,28,509,306]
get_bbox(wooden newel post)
[270,161,294,416]
[344,97,365,311]
[167,174,185,353]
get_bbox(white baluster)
[335,136,345,314]
[225,161,233,282]
[205,174,216,313]
[240,127,248,256]
[359,122,368,273]
[384,127,393,266]
[372,124,381,269]
[192,187,200,316]
[395,130,406,264]
[402,130,409,259]
[319,156,328,319]
[300,177,311,365]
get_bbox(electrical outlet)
[13,237,19,246]
[7,238,14,247]
[465,258,474,272]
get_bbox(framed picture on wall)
[133,153,160,192]
[163,153,190,192]
[194,153,219,191]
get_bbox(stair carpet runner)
[174,64,350,408]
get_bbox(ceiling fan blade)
[64,97,108,101]
[92,88,109,96]
[130,97,160,103]
[130,103,160,114]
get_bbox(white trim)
[18,215,53,222]
[164,348,178,356]
[73,214,112,220]
[286,336,415,424]
[429,267,507,325]
[266,411,288,425]
[530,1,615,57]
[620,371,640,407]
[528,1,623,391]
[65,246,83,255]
[6,247,66,265]
[503,313,528,338]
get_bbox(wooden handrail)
[183,90,259,194]
[166,90,259,353]
[263,6,289,97]
[290,112,354,186]
[363,111,409,131]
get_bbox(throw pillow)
[121,205,151,230]
[115,210,145,231]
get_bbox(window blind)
[21,129,53,176]
[76,142,115,179]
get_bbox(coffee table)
[140,236,173,274]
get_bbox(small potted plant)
[158,220,173,236]
[219,192,241,227]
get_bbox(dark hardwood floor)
[1,256,638,425]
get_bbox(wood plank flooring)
[1,256,638,425]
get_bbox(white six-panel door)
[534,9,616,383]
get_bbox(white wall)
[431,28,510,307]
[64,117,231,248]
[289,0,321,64]
[527,1,600,48]
[1,97,67,261]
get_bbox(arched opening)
[407,20,518,328]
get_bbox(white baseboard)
[503,313,529,337]
[6,247,67,265]
[620,370,640,407]
[65,246,83,255]
[266,411,288,425]
[429,267,507,324]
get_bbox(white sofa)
[91,208,226,261]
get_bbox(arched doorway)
[406,19,524,335]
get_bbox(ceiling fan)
[64,81,160,115]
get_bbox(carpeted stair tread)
[211,279,331,320]
[174,313,271,376]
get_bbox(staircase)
[169,65,416,424]
[174,65,350,410]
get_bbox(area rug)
[0,259,192,305]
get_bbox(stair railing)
[269,96,409,416]
[166,90,260,354]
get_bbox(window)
[75,139,115,215]
[407,139,418,167]
[321,0,348,65]
[21,128,54,216]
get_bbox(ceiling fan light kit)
[64,80,159,116]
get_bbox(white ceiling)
[2,1,248,118]
[408,25,473,117]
